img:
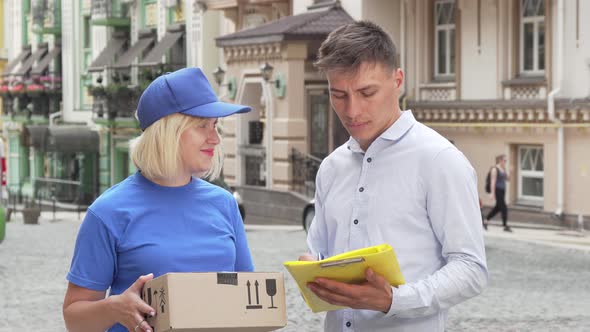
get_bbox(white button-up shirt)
[307,111,488,332]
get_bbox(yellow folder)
[283,244,405,313]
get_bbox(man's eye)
[331,93,346,99]
[361,91,376,97]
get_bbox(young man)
[300,21,488,331]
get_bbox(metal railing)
[244,155,266,187]
[290,148,322,198]
[92,85,140,119]
[91,0,127,18]
[33,177,85,219]
[239,144,266,187]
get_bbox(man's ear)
[394,68,404,89]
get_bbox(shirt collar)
[346,110,417,153]
[380,110,416,141]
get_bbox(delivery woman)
[63,68,253,332]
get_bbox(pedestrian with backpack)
[484,154,512,232]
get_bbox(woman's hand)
[108,273,156,332]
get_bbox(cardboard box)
[142,272,287,332]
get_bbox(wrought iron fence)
[245,155,266,187]
[290,148,322,198]
[240,145,266,187]
[92,85,140,119]
[4,177,86,221]
[33,177,86,218]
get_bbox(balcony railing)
[502,77,547,100]
[1,74,63,119]
[291,148,322,198]
[91,83,140,120]
[91,0,131,27]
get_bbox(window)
[167,1,184,24]
[307,89,348,159]
[434,0,455,78]
[520,0,545,75]
[8,134,22,192]
[309,93,329,159]
[518,146,544,201]
[83,16,91,49]
[142,0,158,28]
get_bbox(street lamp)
[260,62,274,83]
[259,62,286,98]
[212,66,225,86]
[212,66,234,93]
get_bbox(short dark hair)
[314,20,399,74]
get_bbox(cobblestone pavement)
[0,213,589,331]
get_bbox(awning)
[112,30,156,69]
[47,127,99,153]
[139,26,185,67]
[14,44,49,76]
[2,46,32,77]
[23,125,50,150]
[31,46,61,76]
[88,35,128,72]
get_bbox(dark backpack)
[484,167,496,193]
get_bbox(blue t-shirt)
[67,172,254,332]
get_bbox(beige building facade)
[404,0,590,226]
[209,0,589,226]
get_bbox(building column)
[270,43,307,190]
[98,128,111,193]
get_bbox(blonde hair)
[495,154,506,164]
[130,113,223,181]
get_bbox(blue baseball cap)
[137,67,251,130]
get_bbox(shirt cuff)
[384,285,418,318]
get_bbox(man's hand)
[298,253,316,261]
[307,268,393,313]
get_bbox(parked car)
[302,199,315,232]
[207,177,246,221]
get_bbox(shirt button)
[353,219,359,225]
[359,187,364,192]
[346,321,351,327]
[367,157,372,163]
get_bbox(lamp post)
[212,66,234,95]
[212,66,226,86]
[260,62,274,83]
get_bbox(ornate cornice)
[223,42,283,63]
[409,99,590,124]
